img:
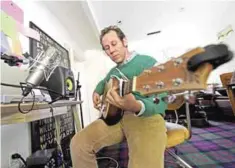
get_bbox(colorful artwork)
[0,0,40,57]
[1,0,24,24]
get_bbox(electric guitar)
[99,44,233,126]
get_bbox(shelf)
[1,100,82,125]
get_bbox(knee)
[70,131,91,153]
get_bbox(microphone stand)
[75,72,84,129]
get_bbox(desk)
[1,100,82,132]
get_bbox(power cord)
[97,151,119,168]
[96,156,119,168]
[49,104,70,168]
[11,153,27,168]
[17,90,35,114]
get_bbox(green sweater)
[94,54,167,117]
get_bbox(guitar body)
[100,78,124,126]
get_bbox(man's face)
[101,30,127,64]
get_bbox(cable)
[11,153,27,167]
[96,156,119,168]
[49,104,68,168]
[18,90,35,114]
[1,82,68,114]
[47,95,64,104]
[174,110,179,124]
[1,82,65,97]
[1,82,67,101]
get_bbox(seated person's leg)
[70,119,124,168]
[123,114,167,168]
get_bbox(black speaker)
[40,66,75,101]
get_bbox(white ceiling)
[89,1,235,43]
[38,1,235,53]
[39,1,101,51]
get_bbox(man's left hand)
[105,87,142,113]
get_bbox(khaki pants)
[70,113,167,168]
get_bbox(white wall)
[1,1,87,167]
[70,51,91,127]
[82,50,115,124]
[1,123,31,168]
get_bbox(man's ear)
[123,37,128,47]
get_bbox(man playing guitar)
[70,25,168,168]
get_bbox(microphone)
[23,46,59,97]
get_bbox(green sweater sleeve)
[132,55,168,117]
[134,92,168,117]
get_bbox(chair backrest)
[167,95,185,111]
[166,93,192,139]
[220,72,235,116]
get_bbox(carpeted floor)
[97,121,235,168]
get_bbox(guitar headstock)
[132,47,214,96]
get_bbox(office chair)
[219,72,235,116]
[165,93,193,168]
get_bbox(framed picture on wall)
[29,21,71,69]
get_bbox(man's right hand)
[93,92,101,110]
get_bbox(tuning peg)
[157,65,165,72]
[155,81,165,88]
[172,78,184,86]
[153,97,160,104]
[144,70,152,74]
[143,85,151,91]
[173,58,183,66]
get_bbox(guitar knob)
[143,85,151,91]
[172,78,184,86]
[174,58,183,66]
[153,97,160,104]
[155,81,165,88]
[144,70,152,74]
[157,65,165,72]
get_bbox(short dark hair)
[100,25,126,49]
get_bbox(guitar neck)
[121,44,232,96]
